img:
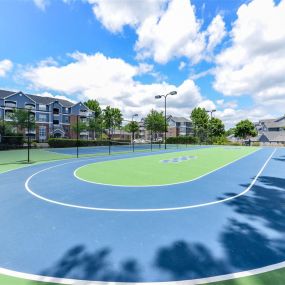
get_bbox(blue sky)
[0,0,284,127]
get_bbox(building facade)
[0,90,93,142]
[254,116,285,145]
[138,115,193,140]
[166,115,193,137]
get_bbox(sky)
[0,0,284,128]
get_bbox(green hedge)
[166,136,198,144]
[48,138,129,148]
[0,133,25,150]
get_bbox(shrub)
[0,133,24,150]
[166,136,198,144]
[48,138,129,148]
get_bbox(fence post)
[27,110,30,163]
[76,115,79,158]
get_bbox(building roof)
[168,115,191,123]
[254,131,285,142]
[0,89,75,107]
[259,116,285,129]
[0,90,15,99]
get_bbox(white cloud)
[88,0,226,64]
[36,91,77,103]
[214,0,285,116]
[33,0,48,11]
[0,59,13,77]
[178,61,186,70]
[88,0,166,33]
[206,14,226,52]
[22,52,207,118]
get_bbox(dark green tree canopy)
[145,110,165,133]
[190,107,209,142]
[234,119,257,139]
[10,109,35,131]
[84,99,101,118]
[208,117,225,138]
[125,121,139,134]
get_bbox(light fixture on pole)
[155,91,177,149]
[206,109,216,119]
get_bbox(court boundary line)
[0,259,284,284]
[24,148,276,212]
[73,148,261,187]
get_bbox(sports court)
[0,145,285,284]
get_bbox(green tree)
[145,110,165,140]
[10,109,35,133]
[234,119,257,140]
[84,99,102,139]
[225,128,235,136]
[208,117,225,138]
[84,99,101,118]
[71,121,88,137]
[102,106,123,138]
[125,121,139,141]
[125,121,139,134]
[190,107,209,142]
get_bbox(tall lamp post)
[206,109,216,144]
[131,114,138,152]
[206,109,216,119]
[155,91,177,149]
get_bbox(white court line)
[73,148,261,187]
[24,148,277,212]
[0,259,285,285]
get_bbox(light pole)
[206,109,216,144]
[155,90,177,149]
[131,114,138,152]
[206,109,216,119]
[102,108,111,155]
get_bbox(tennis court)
[0,146,285,284]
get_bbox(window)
[53,120,59,125]
[62,116,70,123]
[39,126,46,140]
[5,101,16,108]
[39,104,47,111]
[39,113,47,122]
[25,103,35,110]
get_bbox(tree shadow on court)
[154,240,229,280]
[34,245,141,283]
[219,176,285,233]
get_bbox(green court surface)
[75,147,259,186]
[0,149,74,174]
[1,267,285,285]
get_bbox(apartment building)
[254,115,285,145]
[0,90,93,142]
[167,115,193,137]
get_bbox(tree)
[190,107,209,142]
[208,117,225,138]
[234,119,257,140]
[125,121,139,134]
[125,121,139,141]
[84,99,102,139]
[102,106,123,138]
[71,121,88,137]
[145,110,165,140]
[225,128,235,136]
[84,99,101,118]
[10,109,35,133]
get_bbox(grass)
[75,146,258,186]
[0,267,285,284]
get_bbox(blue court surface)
[0,146,285,284]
